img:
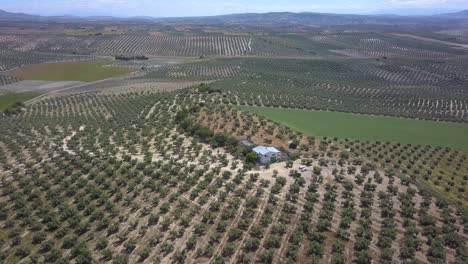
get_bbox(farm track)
[392,33,468,50]
[23,70,142,104]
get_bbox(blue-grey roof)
[240,139,255,147]
[253,146,280,155]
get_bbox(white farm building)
[253,146,282,164]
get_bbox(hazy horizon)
[1,0,468,18]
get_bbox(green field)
[0,92,42,110]
[239,106,468,151]
[6,60,135,82]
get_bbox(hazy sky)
[2,0,468,17]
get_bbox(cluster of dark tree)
[1,102,24,116]
[175,107,257,164]
[197,83,221,94]
[115,55,149,61]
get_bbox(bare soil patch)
[0,80,85,93]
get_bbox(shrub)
[245,151,258,164]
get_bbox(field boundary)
[24,70,142,104]
[238,105,468,152]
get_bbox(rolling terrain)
[238,106,468,151]
[0,9,467,264]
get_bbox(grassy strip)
[6,60,135,82]
[0,92,42,110]
[238,106,468,152]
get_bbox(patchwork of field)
[0,49,93,71]
[5,60,136,82]
[198,99,468,207]
[135,59,245,82]
[238,106,468,151]
[53,55,466,123]
[0,31,467,64]
[0,17,467,264]
[0,33,255,57]
[0,87,466,264]
[407,29,468,45]
[200,58,468,122]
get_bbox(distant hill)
[371,8,461,16]
[165,12,373,25]
[0,9,40,19]
[158,11,467,26]
[0,9,149,21]
[442,10,468,17]
[0,8,467,26]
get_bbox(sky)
[2,0,468,17]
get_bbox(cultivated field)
[0,80,86,94]
[0,49,94,71]
[238,106,468,151]
[0,74,21,87]
[0,92,41,110]
[0,87,466,264]
[208,57,468,122]
[197,99,468,207]
[0,12,467,264]
[6,60,136,82]
[1,29,467,59]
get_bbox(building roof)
[253,146,281,155]
[240,139,255,147]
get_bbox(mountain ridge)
[0,9,467,25]
[0,9,40,19]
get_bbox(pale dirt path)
[392,33,468,50]
[0,80,85,93]
[24,70,142,104]
[61,125,85,155]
